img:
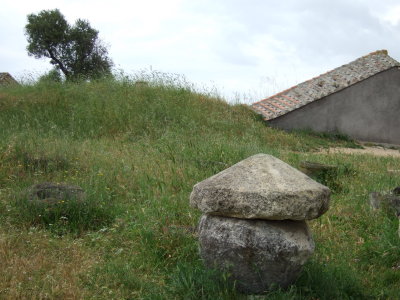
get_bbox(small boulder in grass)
[369,188,400,239]
[369,189,400,216]
[393,186,400,196]
[27,182,86,206]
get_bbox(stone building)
[252,50,400,145]
[0,72,19,86]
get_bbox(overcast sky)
[1,0,400,103]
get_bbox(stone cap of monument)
[190,153,330,220]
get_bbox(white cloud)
[380,5,400,26]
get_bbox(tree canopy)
[25,9,113,81]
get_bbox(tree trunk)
[47,49,70,79]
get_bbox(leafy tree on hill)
[25,9,113,81]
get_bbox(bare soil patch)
[318,146,400,157]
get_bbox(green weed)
[163,262,240,300]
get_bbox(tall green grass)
[0,75,399,299]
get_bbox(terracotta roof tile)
[252,50,400,120]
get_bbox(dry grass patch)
[0,228,97,299]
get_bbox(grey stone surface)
[28,182,85,206]
[198,214,315,294]
[190,154,330,220]
[369,190,400,239]
[369,191,400,217]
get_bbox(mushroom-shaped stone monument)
[190,154,330,294]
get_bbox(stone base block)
[198,214,315,294]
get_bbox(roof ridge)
[254,50,392,104]
[0,72,19,85]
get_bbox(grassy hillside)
[0,77,399,299]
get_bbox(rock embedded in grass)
[190,153,330,220]
[198,214,315,294]
[369,188,400,239]
[28,182,86,206]
[393,186,400,195]
[369,189,400,216]
[299,160,337,177]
